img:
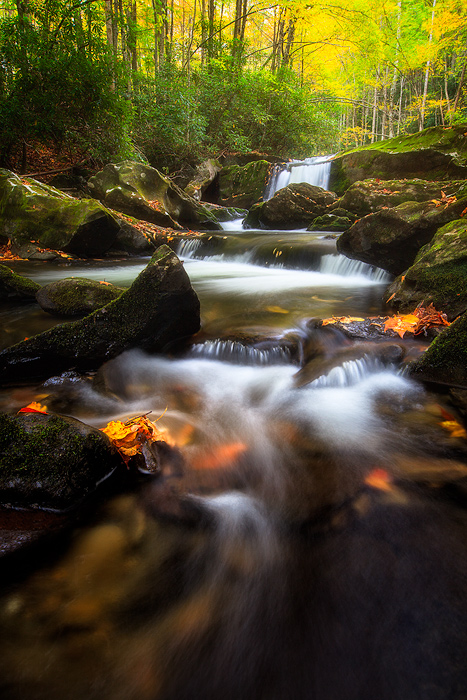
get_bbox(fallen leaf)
[266,305,289,314]
[440,420,467,439]
[321,316,365,326]
[383,313,419,338]
[18,402,48,414]
[365,468,393,492]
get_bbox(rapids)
[0,218,467,700]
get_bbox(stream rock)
[0,245,200,383]
[217,160,271,209]
[0,411,122,511]
[36,278,124,317]
[243,183,337,229]
[337,195,467,275]
[0,265,40,301]
[409,311,467,387]
[0,170,120,257]
[329,125,467,194]
[88,161,221,231]
[384,218,467,320]
[185,158,222,200]
[333,179,459,217]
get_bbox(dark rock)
[0,411,122,511]
[109,218,157,255]
[0,264,40,301]
[0,170,120,257]
[384,218,467,320]
[88,161,221,231]
[185,159,222,201]
[307,214,352,232]
[217,160,271,209]
[36,278,123,317]
[337,196,467,275]
[334,179,458,217]
[329,125,467,194]
[0,245,200,384]
[11,243,59,261]
[243,183,337,229]
[409,312,467,387]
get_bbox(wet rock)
[337,196,467,275]
[243,183,338,229]
[307,214,352,232]
[384,218,467,320]
[88,161,221,231]
[0,265,40,301]
[185,159,222,201]
[329,125,467,194]
[36,278,124,317]
[0,411,122,511]
[109,218,157,255]
[409,311,467,387]
[0,245,201,384]
[11,243,59,261]
[0,170,120,257]
[334,179,458,217]
[217,160,270,209]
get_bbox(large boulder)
[0,170,120,256]
[409,312,467,387]
[243,183,337,229]
[185,158,222,201]
[36,278,123,317]
[0,411,121,510]
[384,218,467,320]
[337,195,467,275]
[0,245,200,383]
[329,125,467,194]
[334,179,459,217]
[217,160,271,209]
[0,264,40,301]
[88,161,221,231]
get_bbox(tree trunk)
[420,0,436,130]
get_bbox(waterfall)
[188,339,291,365]
[319,254,391,283]
[264,155,333,200]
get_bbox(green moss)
[0,264,41,299]
[411,312,467,385]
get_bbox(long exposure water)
[1,222,467,700]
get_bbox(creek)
[1,214,467,697]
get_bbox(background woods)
[0,0,466,171]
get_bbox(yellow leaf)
[266,305,289,314]
[322,316,364,326]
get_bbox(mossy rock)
[0,411,122,510]
[307,215,352,232]
[217,160,271,209]
[36,278,124,317]
[185,158,222,200]
[334,179,460,217]
[0,245,200,384]
[337,196,467,275]
[0,264,40,301]
[88,161,221,231]
[384,218,467,320]
[329,126,467,194]
[0,170,120,256]
[409,311,467,387]
[243,183,337,229]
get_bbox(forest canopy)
[0,0,466,170]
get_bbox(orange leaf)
[365,468,393,492]
[18,402,48,414]
[322,316,365,326]
[440,420,467,439]
[383,314,419,338]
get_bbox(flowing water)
[264,155,334,199]
[1,221,467,700]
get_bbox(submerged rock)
[0,264,40,301]
[243,183,337,229]
[0,170,120,257]
[0,411,122,511]
[36,278,123,317]
[337,195,467,275]
[384,218,467,320]
[88,161,221,231]
[0,245,200,383]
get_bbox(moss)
[410,312,467,385]
[37,277,123,316]
[218,160,270,208]
[0,264,41,299]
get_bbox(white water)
[264,155,334,199]
[188,339,291,364]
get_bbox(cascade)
[264,154,333,199]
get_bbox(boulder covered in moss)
[334,179,459,217]
[410,312,467,387]
[36,278,124,317]
[329,125,467,194]
[217,160,271,209]
[88,161,221,231]
[0,264,40,301]
[0,170,121,256]
[307,214,352,232]
[0,245,200,383]
[243,183,337,229]
[0,411,122,510]
[337,195,467,275]
[384,218,467,320]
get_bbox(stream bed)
[0,227,467,700]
